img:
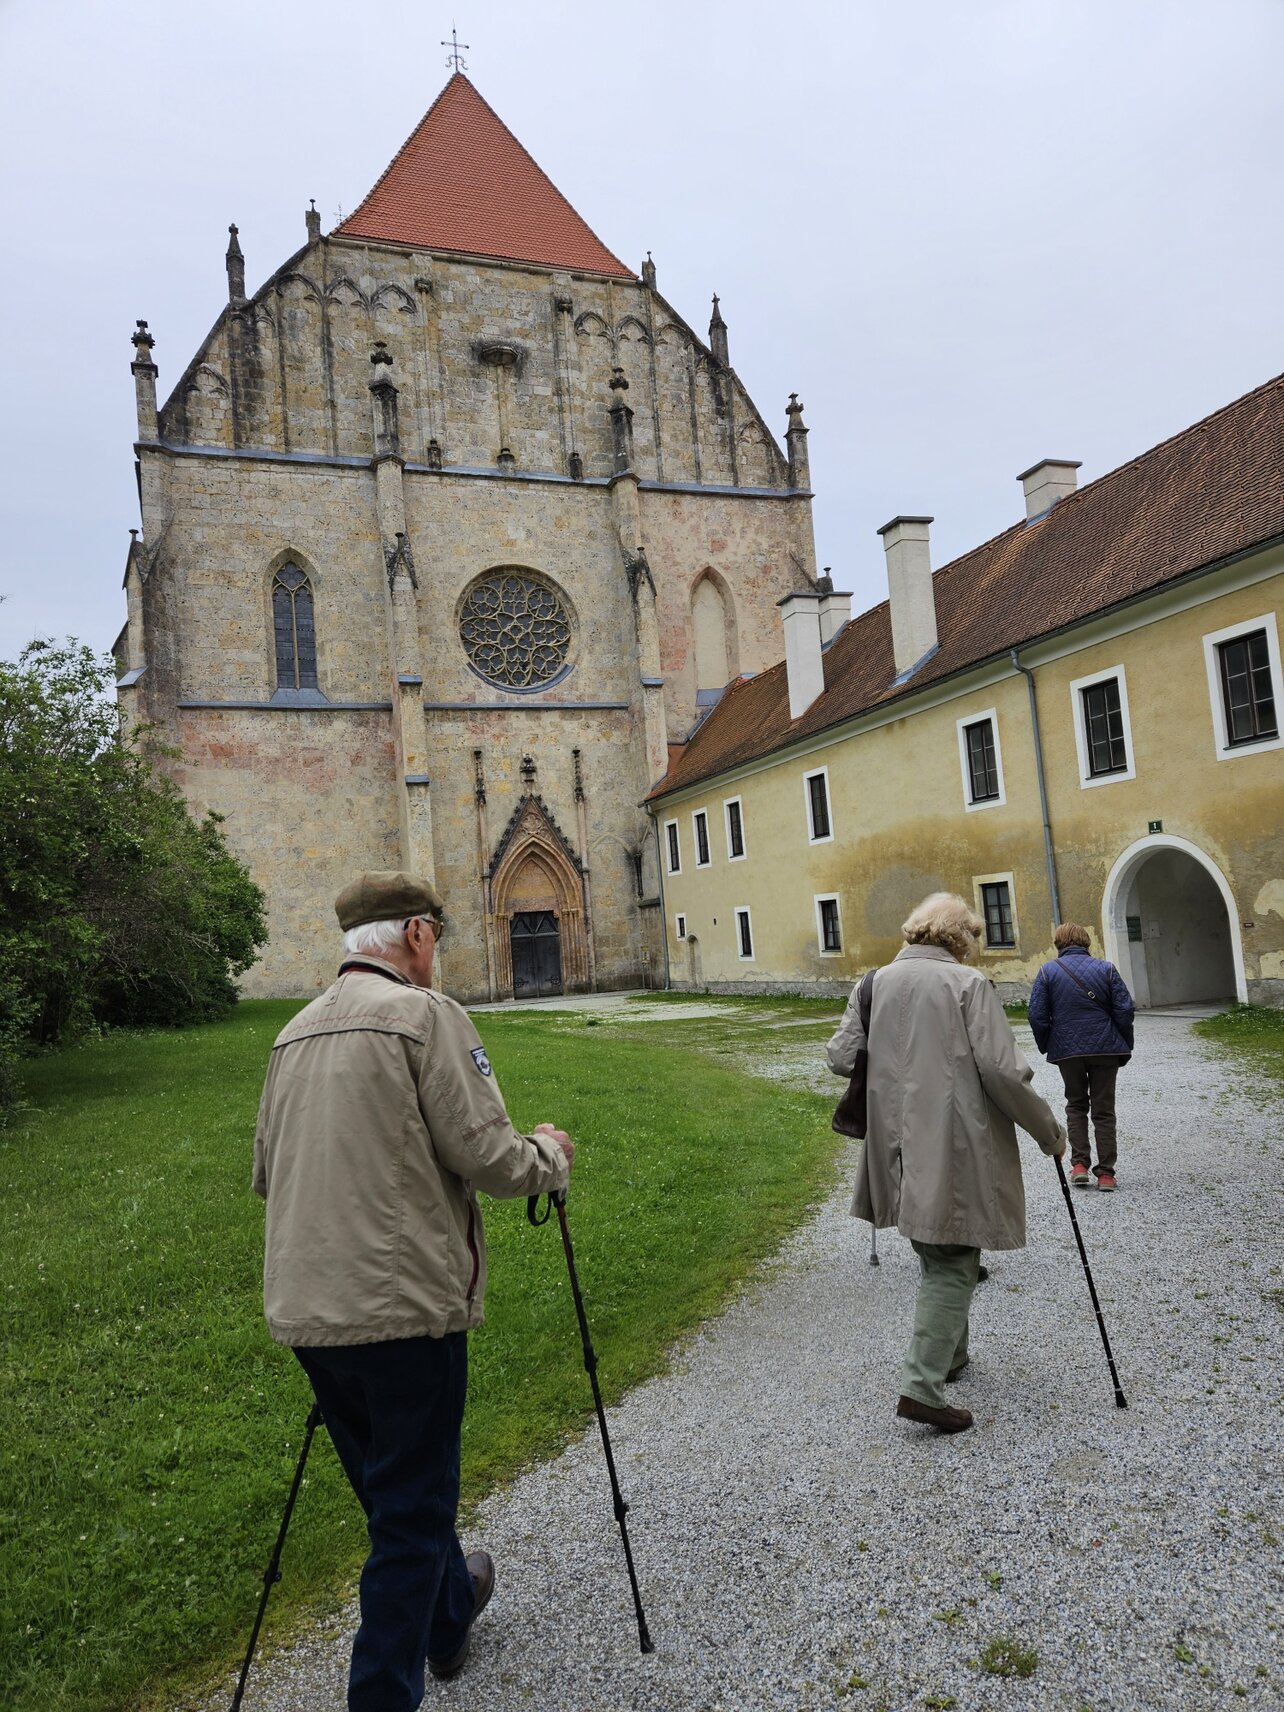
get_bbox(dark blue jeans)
[293,1333,477,1712]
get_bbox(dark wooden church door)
[510,911,563,999]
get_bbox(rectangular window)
[980,881,1015,948]
[665,820,681,874]
[1219,629,1278,745]
[1202,614,1283,760]
[693,810,711,867]
[817,895,842,953]
[1081,678,1129,776]
[804,768,832,842]
[675,914,687,941]
[964,719,1000,802]
[725,797,745,860]
[735,907,753,960]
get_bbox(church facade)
[115,75,817,1000]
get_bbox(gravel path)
[200,1014,1284,1712]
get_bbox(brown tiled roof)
[334,74,634,278]
[652,372,1284,800]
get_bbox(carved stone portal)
[489,795,590,997]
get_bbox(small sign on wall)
[1126,916,1143,942]
[1147,819,1163,834]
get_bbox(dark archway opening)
[1118,849,1237,1007]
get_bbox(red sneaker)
[1070,1162,1092,1188]
[1097,1171,1117,1192]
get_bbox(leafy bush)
[0,640,266,1117]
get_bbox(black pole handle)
[527,1188,566,1225]
[1053,1155,1129,1410]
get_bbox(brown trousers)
[1058,1055,1122,1173]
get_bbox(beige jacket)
[826,945,1063,1250]
[253,956,568,1346]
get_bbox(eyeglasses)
[404,914,446,944]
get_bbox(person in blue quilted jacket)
[1028,923,1135,1191]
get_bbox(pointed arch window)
[272,563,318,690]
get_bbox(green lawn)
[1194,1003,1284,1090]
[0,998,839,1711]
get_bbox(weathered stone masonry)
[115,79,819,999]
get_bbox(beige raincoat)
[827,944,1062,1250]
[253,956,568,1346]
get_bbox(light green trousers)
[901,1241,981,1408]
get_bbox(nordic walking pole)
[528,1191,655,1654]
[869,1225,880,1266]
[1053,1156,1128,1409]
[229,1401,324,1712]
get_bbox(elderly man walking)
[253,871,573,1710]
[828,893,1065,1433]
[1028,922,1135,1192]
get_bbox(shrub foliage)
[0,641,266,1113]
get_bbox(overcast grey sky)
[2,0,1281,662]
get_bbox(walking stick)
[229,1401,324,1712]
[869,1225,880,1266]
[528,1191,655,1654]
[1053,1156,1129,1409]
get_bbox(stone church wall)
[125,215,817,1000]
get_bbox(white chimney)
[818,587,852,646]
[777,591,826,719]
[878,515,937,678]
[1018,459,1080,522]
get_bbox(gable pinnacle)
[709,295,729,367]
[225,224,246,303]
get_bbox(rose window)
[459,573,573,690]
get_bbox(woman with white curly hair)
[827,892,1065,1433]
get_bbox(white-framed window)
[955,708,1006,810]
[1202,612,1283,760]
[815,893,842,954]
[692,809,711,867]
[735,906,754,961]
[803,765,833,843]
[1069,665,1136,787]
[724,795,746,861]
[664,819,681,875]
[973,872,1018,950]
[675,913,687,942]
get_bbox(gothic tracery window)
[459,571,572,690]
[272,563,318,690]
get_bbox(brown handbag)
[831,968,875,1139]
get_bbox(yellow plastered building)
[648,380,1284,1007]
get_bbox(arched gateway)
[489,795,591,1000]
[1102,834,1246,1006]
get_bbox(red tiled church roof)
[652,372,1284,800]
[334,74,634,279]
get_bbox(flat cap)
[335,870,445,933]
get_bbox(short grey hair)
[901,892,984,961]
[342,917,409,956]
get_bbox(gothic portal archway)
[489,795,591,998]
[1102,834,1245,1006]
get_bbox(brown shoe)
[428,1550,495,1681]
[896,1394,974,1433]
[945,1356,970,1383]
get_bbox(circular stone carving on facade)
[459,571,573,690]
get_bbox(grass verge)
[1193,1004,1284,1090]
[1,998,838,1711]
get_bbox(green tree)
[0,640,267,1117]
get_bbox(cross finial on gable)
[442,25,469,71]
